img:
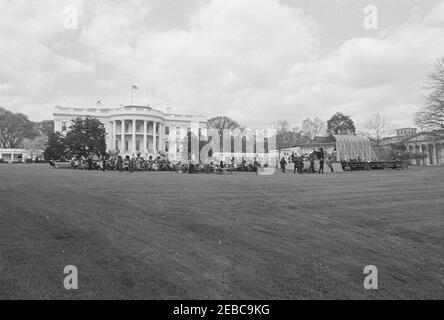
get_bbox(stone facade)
[53,105,208,160]
[404,131,444,165]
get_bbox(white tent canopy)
[334,135,378,161]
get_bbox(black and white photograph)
[0,0,443,308]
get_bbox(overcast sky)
[0,0,443,130]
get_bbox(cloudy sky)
[0,0,443,130]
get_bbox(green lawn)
[0,164,443,299]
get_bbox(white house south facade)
[53,105,208,160]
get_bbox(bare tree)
[427,58,444,96]
[362,112,394,146]
[208,116,243,150]
[207,116,243,137]
[271,120,303,164]
[301,117,326,142]
[415,58,444,131]
[273,120,293,151]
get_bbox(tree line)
[2,58,443,160]
[0,107,53,150]
[44,117,107,160]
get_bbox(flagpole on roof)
[131,85,139,105]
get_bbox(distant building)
[396,128,417,136]
[379,127,418,147]
[378,127,443,165]
[404,131,444,165]
[0,149,31,163]
[53,105,208,160]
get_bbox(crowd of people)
[58,153,264,174]
[186,158,261,174]
[50,149,337,175]
[67,154,175,172]
[279,148,335,174]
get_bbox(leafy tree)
[64,117,107,157]
[415,58,444,131]
[43,132,66,160]
[23,135,47,152]
[327,112,356,135]
[0,107,37,148]
[39,120,55,136]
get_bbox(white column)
[113,121,117,150]
[110,121,115,150]
[121,120,125,152]
[159,123,163,153]
[11,153,14,163]
[170,127,176,159]
[110,121,113,149]
[153,121,157,153]
[162,123,166,153]
[143,120,148,155]
[132,119,136,155]
[173,127,179,159]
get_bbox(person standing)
[280,157,287,173]
[318,148,324,174]
[290,152,297,174]
[309,155,315,174]
[116,155,123,172]
[319,158,324,174]
[129,156,135,173]
[297,157,304,174]
[102,156,107,172]
[253,159,259,173]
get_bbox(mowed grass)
[0,164,443,299]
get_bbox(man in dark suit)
[102,156,107,172]
[318,148,324,174]
[280,157,287,173]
